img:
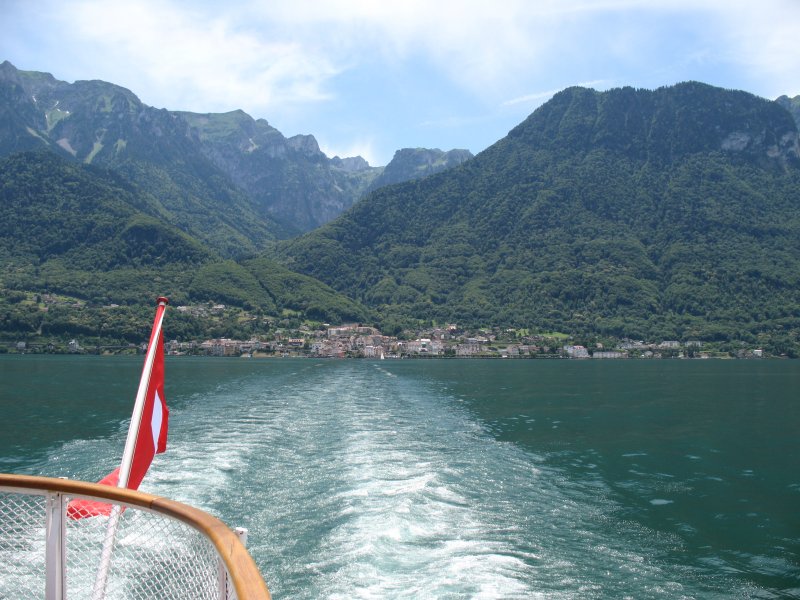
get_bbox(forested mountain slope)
[280,82,800,347]
[0,151,368,342]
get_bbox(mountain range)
[1,60,799,354]
[0,60,472,241]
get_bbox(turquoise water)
[1,356,798,598]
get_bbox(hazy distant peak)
[286,133,323,158]
[331,155,371,172]
[365,147,474,193]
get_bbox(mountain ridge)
[508,82,799,166]
[0,60,472,236]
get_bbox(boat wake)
[28,360,747,598]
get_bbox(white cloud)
[236,0,800,100]
[55,0,341,113]
[711,0,800,97]
[246,0,559,98]
[31,0,800,117]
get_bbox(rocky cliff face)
[0,62,200,165]
[178,109,383,233]
[776,94,800,130]
[331,155,371,172]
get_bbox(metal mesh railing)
[0,491,47,598]
[63,497,229,600]
[0,477,269,600]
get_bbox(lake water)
[1,356,798,598]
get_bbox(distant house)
[363,345,385,358]
[204,338,241,356]
[327,325,357,337]
[211,339,228,356]
[455,342,481,356]
[403,338,442,355]
[621,340,648,351]
[563,345,590,358]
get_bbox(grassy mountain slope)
[280,83,800,348]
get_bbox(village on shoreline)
[6,321,769,360]
[166,323,766,360]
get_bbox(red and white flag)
[68,298,169,519]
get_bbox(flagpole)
[92,297,169,600]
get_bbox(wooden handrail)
[0,473,271,600]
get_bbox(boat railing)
[0,473,271,600]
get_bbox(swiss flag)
[127,329,168,491]
[68,299,169,519]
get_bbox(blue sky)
[2,0,799,166]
